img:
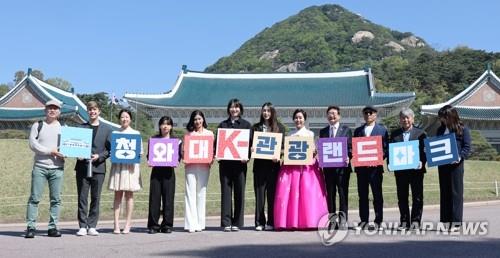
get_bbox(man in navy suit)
[353,106,388,230]
[319,105,352,229]
[389,108,427,230]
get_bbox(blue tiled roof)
[0,107,76,120]
[422,106,500,121]
[125,70,415,108]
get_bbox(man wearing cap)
[74,101,112,236]
[353,106,388,230]
[25,100,65,238]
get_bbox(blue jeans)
[26,165,64,229]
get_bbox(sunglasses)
[363,111,374,115]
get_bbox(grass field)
[1,139,499,224]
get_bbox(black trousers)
[395,172,424,226]
[438,161,464,224]
[147,167,176,230]
[219,161,247,227]
[253,159,279,227]
[324,168,350,223]
[76,171,105,229]
[356,168,384,225]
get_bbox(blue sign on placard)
[388,140,420,171]
[256,135,278,155]
[59,127,92,158]
[424,133,459,167]
[287,140,309,161]
[111,133,142,164]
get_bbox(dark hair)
[226,98,244,117]
[326,105,341,115]
[293,109,307,120]
[157,116,174,137]
[186,110,207,132]
[86,101,100,110]
[253,102,280,133]
[438,105,463,136]
[118,109,133,120]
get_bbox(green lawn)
[1,139,499,224]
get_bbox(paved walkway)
[1,201,499,258]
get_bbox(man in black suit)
[389,107,427,230]
[74,101,112,236]
[319,105,352,229]
[353,106,388,230]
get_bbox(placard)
[388,140,420,171]
[252,131,283,160]
[148,138,179,167]
[283,136,315,165]
[183,135,214,164]
[59,126,92,158]
[424,133,459,167]
[111,133,142,164]
[317,137,348,168]
[216,128,250,161]
[352,136,383,167]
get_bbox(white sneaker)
[87,228,99,236]
[76,228,87,236]
[231,226,239,231]
[255,225,263,231]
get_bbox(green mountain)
[205,4,500,109]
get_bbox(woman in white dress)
[108,109,143,234]
[183,110,214,233]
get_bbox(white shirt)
[364,124,375,136]
[289,127,314,137]
[329,122,339,137]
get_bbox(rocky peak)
[259,49,280,61]
[351,31,375,44]
[401,36,426,47]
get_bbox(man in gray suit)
[319,105,352,229]
[74,101,112,236]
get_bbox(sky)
[1,0,499,98]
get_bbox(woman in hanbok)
[274,109,328,230]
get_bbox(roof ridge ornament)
[182,65,188,74]
[28,68,32,76]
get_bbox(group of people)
[24,98,471,238]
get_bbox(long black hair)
[186,110,208,132]
[438,105,464,136]
[253,102,280,133]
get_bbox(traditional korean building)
[0,69,119,130]
[421,66,500,152]
[124,66,415,133]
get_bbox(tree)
[14,71,25,85]
[0,84,9,97]
[31,69,44,81]
[46,77,72,91]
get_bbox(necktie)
[330,126,334,137]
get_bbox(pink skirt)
[274,162,328,230]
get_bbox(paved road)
[1,201,499,258]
